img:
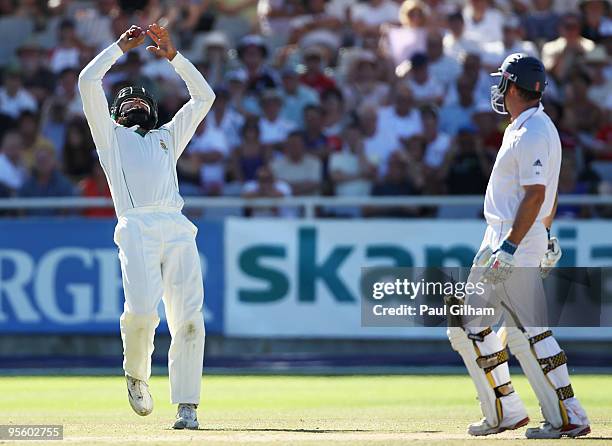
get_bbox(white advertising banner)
[224,219,612,339]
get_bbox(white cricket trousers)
[114,206,205,405]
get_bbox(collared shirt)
[484,103,561,224]
[78,43,215,217]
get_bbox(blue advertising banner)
[0,218,224,334]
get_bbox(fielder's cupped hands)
[146,23,177,61]
[117,25,146,53]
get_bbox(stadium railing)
[0,195,611,218]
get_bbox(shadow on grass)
[166,427,444,434]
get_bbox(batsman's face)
[119,98,150,115]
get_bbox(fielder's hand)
[146,23,177,61]
[540,237,561,278]
[117,25,146,53]
[481,241,516,285]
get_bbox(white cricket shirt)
[78,43,215,217]
[484,103,561,225]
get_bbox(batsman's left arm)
[163,53,216,157]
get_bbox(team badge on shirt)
[160,140,168,153]
[533,159,542,175]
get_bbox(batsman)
[79,24,215,429]
[447,54,590,439]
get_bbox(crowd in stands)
[0,0,610,218]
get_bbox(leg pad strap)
[494,382,515,398]
[468,327,493,342]
[529,330,553,345]
[557,384,574,401]
[477,349,509,373]
[539,351,568,374]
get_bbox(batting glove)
[473,245,493,267]
[482,240,516,285]
[540,237,561,278]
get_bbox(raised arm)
[148,24,215,157]
[78,26,146,150]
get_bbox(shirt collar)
[513,102,544,130]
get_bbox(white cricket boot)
[468,415,530,436]
[525,421,591,439]
[173,403,199,430]
[126,375,154,416]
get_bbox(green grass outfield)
[0,375,610,445]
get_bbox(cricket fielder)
[447,54,590,438]
[79,23,215,429]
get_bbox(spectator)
[462,0,504,43]
[62,118,95,180]
[300,46,337,95]
[399,134,427,192]
[187,32,232,88]
[188,117,230,196]
[280,66,319,127]
[439,77,478,136]
[0,67,37,120]
[259,0,305,49]
[258,89,296,150]
[237,34,279,95]
[321,88,345,142]
[0,130,27,192]
[522,0,560,44]
[225,69,259,116]
[542,13,596,82]
[384,0,429,66]
[15,40,55,104]
[580,0,612,43]
[241,164,292,217]
[351,0,400,37]
[288,0,343,52]
[17,112,56,169]
[329,122,376,199]
[463,52,492,105]
[422,105,451,173]
[358,105,400,178]
[19,146,75,215]
[443,11,481,62]
[377,84,423,152]
[368,151,420,217]
[440,126,491,195]
[80,162,114,218]
[342,50,389,110]
[55,68,83,118]
[230,118,269,183]
[0,0,603,220]
[271,131,322,195]
[49,18,83,74]
[557,155,590,218]
[72,0,116,50]
[471,101,503,154]
[482,16,539,72]
[207,87,244,149]
[400,52,444,105]
[41,99,68,156]
[585,46,612,110]
[214,0,259,46]
[302,104,331,161]
[425,30,461,92]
